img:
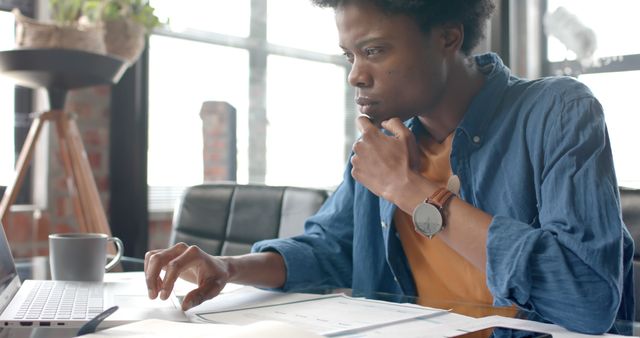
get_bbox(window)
[578,71,640,188]
[266,55,346,187]
[0,10,15,187]
[547,0,640,62]
[147,1,351,211]
[151,0,249,37]
[546,1,640,188]
[267,0,339,54]
[148,36,249,188]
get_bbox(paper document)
[332,311,474,338]
[191,287,449,336]
[448,316,639,338]
[94,278,631,338]
[75,318,323,338]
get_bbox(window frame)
[113,1,355,256]
[146,1,354,211]
[547,54,640,77]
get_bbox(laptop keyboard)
[14,281,104,320]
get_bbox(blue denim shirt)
[253,53,634,334]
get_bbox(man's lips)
[355,97,378,106]
[355,97,379,115]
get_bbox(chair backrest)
[169,183,329,256]
[619,187,640,321]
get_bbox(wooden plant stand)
[0,48,127,237]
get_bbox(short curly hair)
[311,0,495,55]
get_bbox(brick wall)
[201,101,236,182]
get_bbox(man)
[145,0,634,333]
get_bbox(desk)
[1,256,145,338]
[2,259,639,337]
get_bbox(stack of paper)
[184,286,461,337]
[94,275,639,338]
[75,319,323,338]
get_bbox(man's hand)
[145,243,231,310]
[351,116,424,206]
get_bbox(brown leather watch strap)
[426,187,455,209]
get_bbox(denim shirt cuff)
[251,238,318,292]
[486,215,536,308]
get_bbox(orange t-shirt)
[394,132,518,319]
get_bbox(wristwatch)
[412,187,455,239]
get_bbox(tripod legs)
[0,110,112,237]
[0,112,47,224]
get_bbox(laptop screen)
[0,222,19,311]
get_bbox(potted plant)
[100,0,162,64]
[13,0,106,54]
[13,0,161,65]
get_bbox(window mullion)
[248,0,268,183]
[548,54,640,77]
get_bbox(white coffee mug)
[49,233,124,281]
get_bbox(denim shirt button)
[473,135,481,144]
[381,221,387,228]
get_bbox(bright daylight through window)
[0,11,15,187]
[147,36,249,188]
[147,1,347,210]
[266,55,345,188]
[147,0,251,210]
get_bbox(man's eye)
[365,48,382,56]
[343,52,354,63]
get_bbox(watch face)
[412,202,443,238]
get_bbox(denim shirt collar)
[406,53,510,144]
[457,53,510,143]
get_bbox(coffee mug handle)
[105,237,124,272]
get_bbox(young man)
[145,0,634,333]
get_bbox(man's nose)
[347,60,372,88]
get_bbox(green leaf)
[48,0,164,31]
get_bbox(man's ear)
[441,23,464,54]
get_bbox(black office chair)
[619,187,640,321]
[169,183,329,256]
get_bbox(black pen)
[76,306,119,336]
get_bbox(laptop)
[0,222,186,328]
